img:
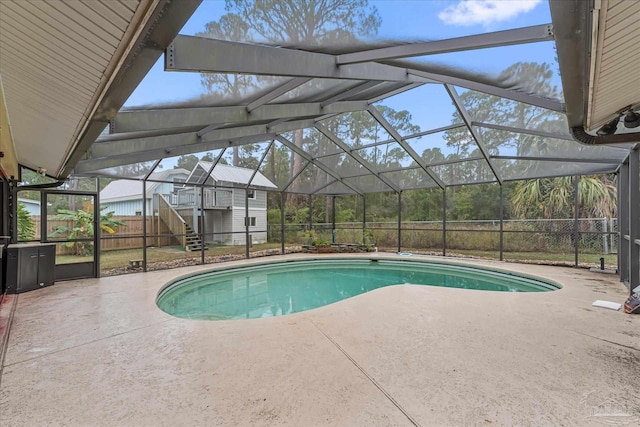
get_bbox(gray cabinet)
[5,243,56,294]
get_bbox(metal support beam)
[332,196,336,244]
[411,70,565,112]
[280,192,285,255]
[247,77,311,112]
[202,148,227,185]
[111,101,368,134]
[490,155,623,164]
[402,124,468,141]
[499,184,504,261]
[472,121,574,142]
[397,191,402,253]
[362,194,367,245]
[442,188,447,256]
[574,175,580,267]
[95,177,101,277]
[367,106,445,188]
[245,189,250,259]
[166,35,427,82]
[366,83,424,104]
[309,195,313,230]
[142,180,147,272]
[275,135,364,195]
[88,115,339,170]
[337,24,554,64]
[200,186,205,264]
[346,123,466,152]
[314,123,400,192]
[311,179,338,195]
[618,164,629,284]
[446,85,503,185]
[246,141,274,189]
[282,162,311,194]
[321,81,382,108]
[629,149,640,293]
[197,123,225,138]
[78,133,271,173]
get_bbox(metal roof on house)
[195,162,277,189]
[100,168,189,202]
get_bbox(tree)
[198,0,381,173]
[444,62,564,167]
[175,152,216,172]
[442,61,616,220]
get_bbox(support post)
[309,195,313,231]
[618,165,629,284]
[397,191,402,253]
[245,190,250,259]
[442,188,447,256]
[629,148,639,294]
[602,218,608,256]
[574,175,580,267]
[142,180,147,272]
[362,194,366,244]
[95,177,101,277]
[332,196,336,244]
[200,186,205,264]
[499,184,504,261]
[280,192,285,255]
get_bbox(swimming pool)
[156,258,560,320]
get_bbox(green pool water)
[156,258,560,320]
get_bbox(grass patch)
[56,243,617,274]
[56,243,283,272]
[437,249,617,267]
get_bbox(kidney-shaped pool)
[156,258,560,320]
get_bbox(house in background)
[18,197,41,216]
[100,168,190,216]
[172,161,277,247]
[99,163,277,250]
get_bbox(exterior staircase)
[184,224,207,252]
[157,194,208,252]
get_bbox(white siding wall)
[19,200,40,216]
[101,199,148,216]
[228,189,268,245]
[220,211,234,244]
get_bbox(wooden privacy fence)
[29,216,179,254]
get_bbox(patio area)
[1,254,638,426]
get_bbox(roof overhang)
[551,0,640,143]
[0,0,201,180]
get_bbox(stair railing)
[157,194,187,248]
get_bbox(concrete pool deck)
[1,254,639,426]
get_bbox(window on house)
[246,189,256,199]
[245,217,256,226]
[135,210,142,216]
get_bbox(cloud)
[438,0,542,27]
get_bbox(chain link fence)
[270,218,619,267]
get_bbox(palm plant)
[49,205,124,256]
[511,175,616,219]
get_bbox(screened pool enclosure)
[4,0,639,293]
